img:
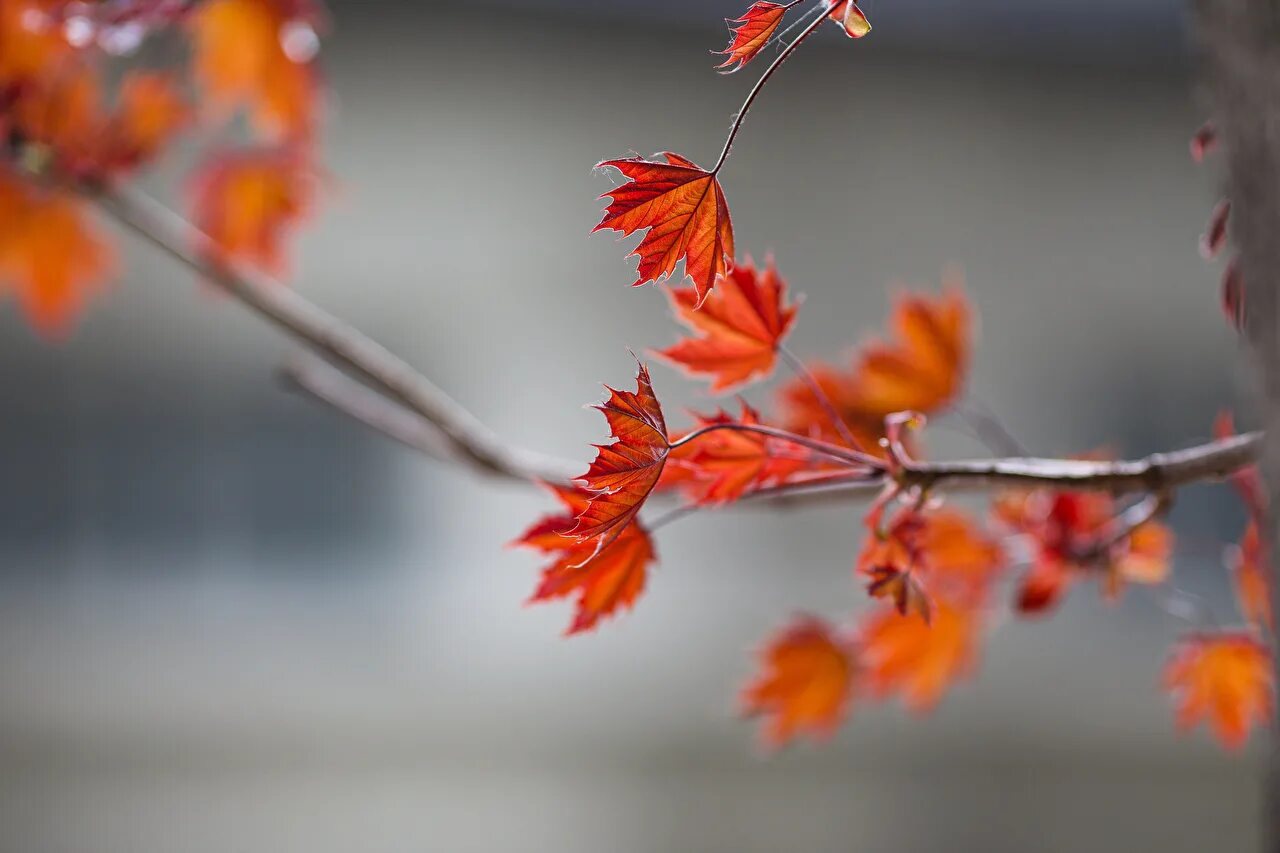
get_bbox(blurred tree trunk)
[1195,1,1280,848]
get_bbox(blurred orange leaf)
[0,1,76,94]
[853,283,970,417]
[1163,633,1273,751]
[779,281,971,445]
[858,603,979,713]
[741,615,856,747]
[1233,521,1273,632]
[1103,520,1172,601]
[656,257,798,392]
[11,65,188,179]
[189,0,321,141]
[0,167,114,336]
[189,147,316,276]
[594,152,735,305]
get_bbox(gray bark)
[1195,2,1280,848]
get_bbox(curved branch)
[89,186,1263,506]
[93,184,577,485]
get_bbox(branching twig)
[280,356,457,463]
[89,185,1263,507]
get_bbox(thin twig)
[711,2,828,174]
[279,356,457,462]
[778,344,863,450]
[669,421,880,468]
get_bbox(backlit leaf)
[716,2,787,73]
[573,362,669,550]
[594,152,735,305]
[655,257,798,392]
[515,484,656,635]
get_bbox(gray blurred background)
[0,1,1264,851]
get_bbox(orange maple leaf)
[189,0,322,142]
[659,402,809,505]
[741,615,856,747]
[853,283,971,417]
[515,484,656,635]
[828,1,872,38]
[1102,520,1173,601]
[573,363,669,550]
[189,147,316,276]
[858,603,980,713]
[105,72,191,172]
[655,257,798,392]
[716,2,788,72]
[1232,521,1273,632]
[594,153,735,305]
[0,167,115,336]
[0,1,76,95]
[779,281,971,445]
[1163,632,1273,751]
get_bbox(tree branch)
[279,355,458,462]
[89,185,1262,507]
[92,183,577,485]
[895,431,1261,494]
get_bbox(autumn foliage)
[1,0,1273,756]
[0,0,320,332]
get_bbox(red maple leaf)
[594,152,735,305]
[1163,632,1273,751]
[514,484,656,635]
[716,2,788,73]
[573,362,669,551]
[655,257,798,392]
[741,615,856,747]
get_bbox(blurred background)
[0,0,1264,850]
